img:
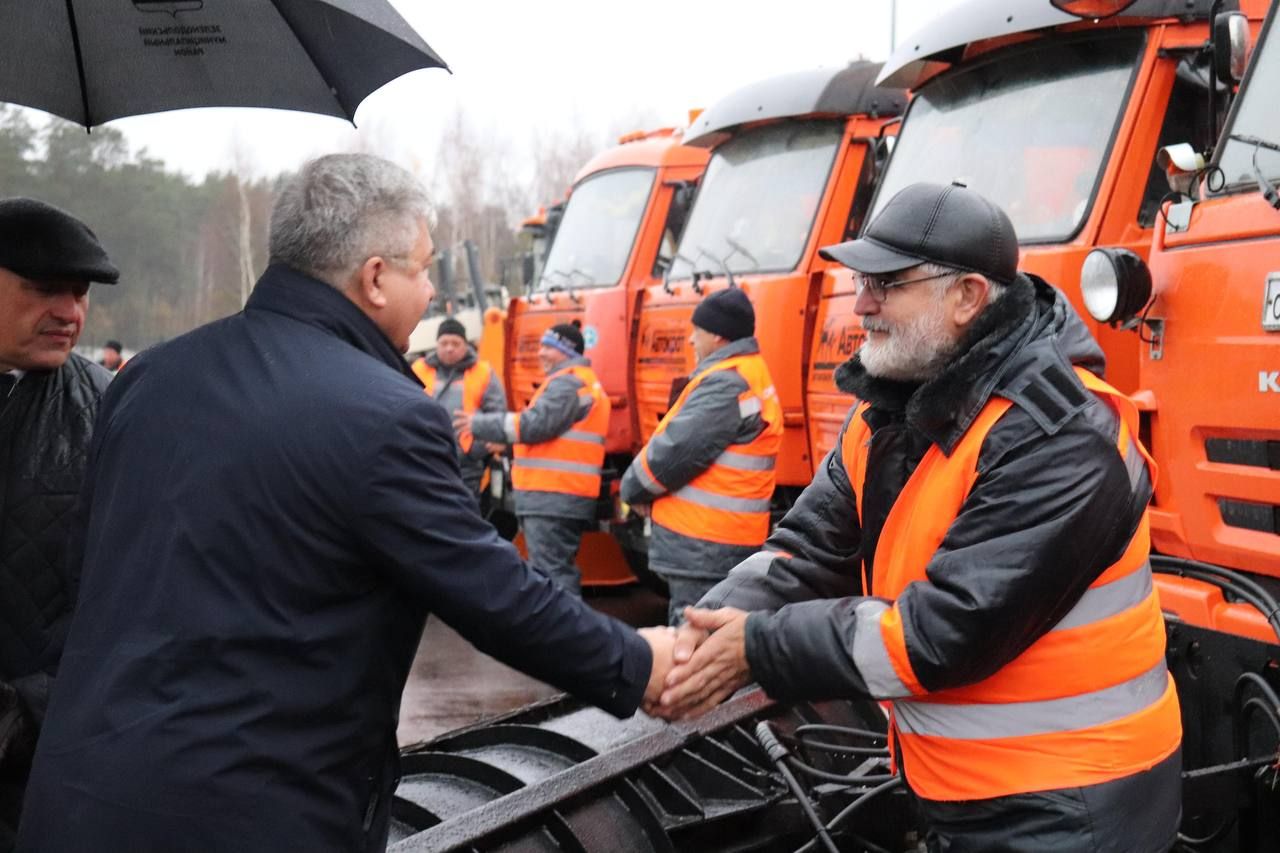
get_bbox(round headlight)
[1080,248,1152,325]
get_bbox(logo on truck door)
[1264,273,1280,331]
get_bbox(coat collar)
[696,336,760,371]
[246,264,414,380]
[425,345,478,373]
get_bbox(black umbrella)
[0,0,449,128]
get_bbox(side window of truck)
[1139,58,1218,227]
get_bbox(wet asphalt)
[396,584,668,747]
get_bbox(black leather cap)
[0,198,119,284]
[819,182,1018,284]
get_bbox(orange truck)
[807,0,1271,463]
[1069,2,1280,845]
[499,128,709,585]
[634,62,906,501]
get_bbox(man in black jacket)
[17,154,674,853]
[0,198,118,849]
[653,184,1181,852]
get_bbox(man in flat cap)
[0,198,118,846]
[653,183,1180,852]
[621,288,781,625]
[461,322,609,597]
[411,317,506,495]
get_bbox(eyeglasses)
[853,270,958,303]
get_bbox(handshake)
[636,607,752,720]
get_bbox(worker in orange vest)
[411,317,505,494]
[461,323,609,597]
[653,183,1182,851]
[621,289,782,625]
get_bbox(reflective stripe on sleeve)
[1051,563,1153,633]
[894,662,1169,740]
[564,429,606,445]
[504,413,518,444]
[739,396,762,418]
[852,600,912,699]
[513,458,601,475]
[1122,441,1146,492]
[715,449,777,471]
[671,484,771,513]
[634,456,665,496]
[729,550,776,579]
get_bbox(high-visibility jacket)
[512,364,610,500]
[646,354,782,546]
[841,367,1181,802]
[411,357,493,453]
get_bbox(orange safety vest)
[412,358,493,453]
[840,367,1181,802]
[645,353,783,547]
[512,364,610,499]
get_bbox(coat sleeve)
[741,403,1150,704]
[353,395,651,717]
[619,370,752,505]
[465,371,508,460]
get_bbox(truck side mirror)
[1213,12,1250,85]
[1156,143,1206,196]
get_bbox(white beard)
[859,302,959,382]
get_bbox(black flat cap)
[819,182,1018,284]
[0,198,119,284]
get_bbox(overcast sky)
[10,0,963,180]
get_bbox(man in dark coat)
[0,198,118,849]
[653,184,1181,852]
[16,154,674,853]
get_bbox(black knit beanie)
[545,322,585,355]
[691,288,754,340]
[437,317,467,340]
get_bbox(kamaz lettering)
[647,333,685,355]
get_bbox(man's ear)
[951,273,991,327]
[353,256,389,309]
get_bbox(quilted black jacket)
[0,353,110,687]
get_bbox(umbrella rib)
[63,0,93,129]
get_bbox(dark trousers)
[663,576,720,627]
[521,515,590,598]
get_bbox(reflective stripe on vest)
[512,364,610,499]
[649,353,782,546]
[839,366,1180,801]
[411,358,493,453]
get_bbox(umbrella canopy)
[0,0,449,128]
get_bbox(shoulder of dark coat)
[64,352,112,400]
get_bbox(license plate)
[1266,274,1280,331]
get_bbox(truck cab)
[807,0,1268,463]
[636,63,905,493]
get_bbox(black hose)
[786,757,895,787]
[794,724,888,742]
[755,722,840,853]
[1151,556,1280,641]
[794,776,905,853]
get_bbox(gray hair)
[917,261,1006,304]
[269,153,434,289]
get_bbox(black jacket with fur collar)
[705,272,1151,698]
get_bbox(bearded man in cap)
[653,183,1182,852]
[0,198,118,846]
[461,322,608,598]
[621,288,781,625]
[411,317,506,494]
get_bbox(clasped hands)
[637,606,752,720]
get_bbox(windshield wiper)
[1229,134,1280,210]
[723,236,759,273]
[695,245,736,291]
[663,250,713,294]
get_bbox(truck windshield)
[872,33,1144,243]
[1213,13,1280,192]
[670,120,843,279]
[538,167,655,290]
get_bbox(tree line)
[0,105,627,352]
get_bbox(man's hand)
[654,607,751,720]
[451,409,474,436]
[630,502,650,520]
[483,441,507,456]
[637,626,677,710]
